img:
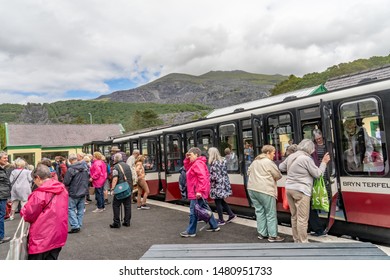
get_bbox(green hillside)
[1,100,211,132]
[271,54,390,95]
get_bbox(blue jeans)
[0,199,6,239]
[186,198,218,234]
[95,187,105,209]
[68,196,86,230]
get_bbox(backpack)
[178,167,187,199]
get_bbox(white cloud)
[0,0,389,104]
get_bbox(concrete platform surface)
[1,198,389,259]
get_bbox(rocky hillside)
[96,70,287,108]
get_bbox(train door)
[218,122,249,206]
[298,103,340,231]
[265,112,295,213]
[139,137,160,196]
[320,100,341,229]
[240,119,254,189]
[335,96,389,229]
[158,134,166,194]
[122,141,131,157]
[130,140,139,153]
[251,115,264,156]
[164,132,184,201]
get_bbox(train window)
[302,122,319,140]
[339,98,386,175]
[123,143,130,157]
[131,141,138,151]
[140,138,157,172]
[299,106,320,120]
[186,131,194,151]
[165,134,182,172]
[266,113,293,165]
[102,145,111,160]
[196,129,214,153]
[219,123,239,171]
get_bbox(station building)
[1,123,124,166]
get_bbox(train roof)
[206,85,324,118]
[106,65,390,145]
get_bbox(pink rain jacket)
[184,156,210,200]
[90,159,107,188]
[21,179,68,255]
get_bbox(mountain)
[96,70,287,108]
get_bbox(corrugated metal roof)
[206,85,321,118]
[6,124,124,147]
[325,64,390,91]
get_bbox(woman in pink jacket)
[180,147,220,237]
[90,151,107,212]
[21,164,68,260]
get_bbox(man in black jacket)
[63,154,90,234]
[0,151,11,243]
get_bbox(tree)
[130,110,163,130]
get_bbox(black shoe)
[86,198,92,202]
[122,222,130,227]
[68,228,80,234]
[109,223,120,228]
[104,199,111,205]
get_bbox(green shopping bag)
[312,175,329,212]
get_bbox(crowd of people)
[1,123,379,259]
[0,146,152,259]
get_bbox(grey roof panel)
[7,124,123,147]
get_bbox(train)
[83,69,390,244]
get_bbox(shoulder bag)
[113,164,131,200]
[6,218,30,260]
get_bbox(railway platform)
[1,197,389,260]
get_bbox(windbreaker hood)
[35,179,66,195]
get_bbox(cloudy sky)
[0,0,389,104]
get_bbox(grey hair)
[285,144,298,157]
[68,154,77,161]
[298,139,315,155]
[14,158,26,168]
[77,152,85,158]
[133,149,140,155]
[208,147,222,164]
[114,152,123,162]
[312,129,323,140]
[32,163,51,180]
[0,151,7,158]
[187,147,202,157]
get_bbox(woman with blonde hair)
[247,145,284,242]
[208,147,236,225]
[135,155,150,210]
[89,152,107,213]
[9,158,33,220]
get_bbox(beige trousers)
[286,189,311,243]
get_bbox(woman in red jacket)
[180,147,220,237]
[90,152,108,212]
[21,164,68,260]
